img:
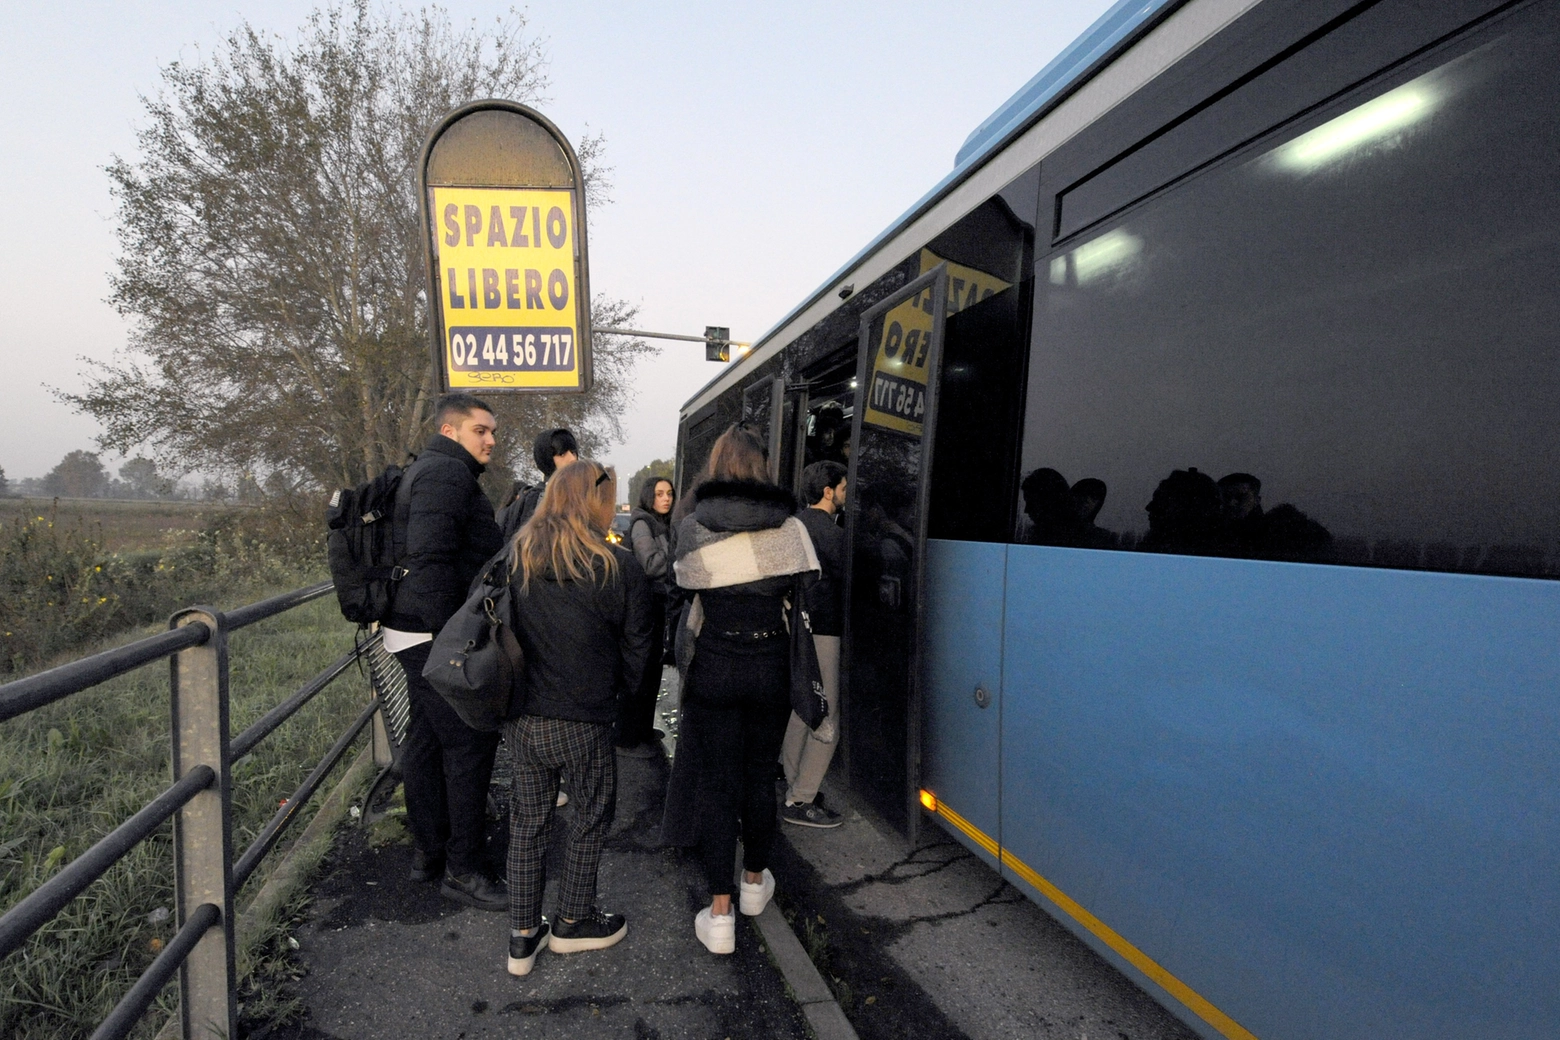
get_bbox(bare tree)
[64,1,652,492]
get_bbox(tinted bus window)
[926,170,1038,543]
[1018,4,1560,578]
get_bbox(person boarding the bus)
[503,460,653,975]
[382,393,507,909]
[661,424,820,954]
[780,460,847,828]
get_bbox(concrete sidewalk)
[276,742,810,1040]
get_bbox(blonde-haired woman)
[503,460,653,976]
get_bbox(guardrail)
[0,580,396,1040]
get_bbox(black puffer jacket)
[670,479,808,672]
[795,507,844,636]
[386,435,504,633]
[509,544,653,725]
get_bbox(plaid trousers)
[503,714,616,931]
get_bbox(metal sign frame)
[417,99,593,394]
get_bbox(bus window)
[1019,3,1560,579]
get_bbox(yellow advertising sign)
[430,186,583,390]
[861,249,1013,436]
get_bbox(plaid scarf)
[672,515,819,590]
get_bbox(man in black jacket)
[383,393,507,909]
[780,460,847,828]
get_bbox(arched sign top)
[426,107,574,187]
[418,100,592,394]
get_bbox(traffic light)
[705,326,730,362]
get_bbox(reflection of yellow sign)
[862,249,1012,436]
[430,186,583,390]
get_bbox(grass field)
[1,498,315,675]
[0,592,372,1039]
[5,498,239,553]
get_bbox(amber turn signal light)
[918,789,938,813]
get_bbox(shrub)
[0,500,326,675]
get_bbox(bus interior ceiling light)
[1272,81,1439,173]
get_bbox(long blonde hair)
[512,459,618,592]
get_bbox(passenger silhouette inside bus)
[806,400,851,467]
[1017,468,1115,548]
[1214,471,1331,562]
[1141,468,1223,554]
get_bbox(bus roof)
[680,0,1181,416]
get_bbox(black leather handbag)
[422,551,522,732]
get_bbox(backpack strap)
[390,454,424,577]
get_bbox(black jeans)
[616,599,666,747]
[683,639,790,895]
[394,642,501,877]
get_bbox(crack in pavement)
[836,837,973,895]
[500,994,633,1015]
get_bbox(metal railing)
[0,580,396,1040]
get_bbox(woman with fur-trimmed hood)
[660,424,819,955]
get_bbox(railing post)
[168,607,236,1040]
[371,713,394,769]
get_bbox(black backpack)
[326,464,412,624]
[495,480,542,544]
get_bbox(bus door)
[841,266,949,839]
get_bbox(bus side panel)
[921,538,1006,868]
[999,545,1560,1040]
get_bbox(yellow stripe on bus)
[928,797,1259,1040]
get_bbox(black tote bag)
[421,551,522,732]
[788,576,829,733]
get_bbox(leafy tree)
[43,451,110,498]
[65,1,653,494]
[624,458,676,505]
[118,457,172,498]
[0,464,9,497]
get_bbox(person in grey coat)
[617,474,675,755]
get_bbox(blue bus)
[674,1,1560,1037]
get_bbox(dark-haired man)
[780,460,847,828]
[383,393,507,909]
[496,427,579,542]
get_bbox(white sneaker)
[695,907,735,954]
[738,868,775,916]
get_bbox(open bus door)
[841,266,948,841]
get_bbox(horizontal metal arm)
[232,699,379,888]
[88,901,222,1040]
[594,326,751,347]
[0,765,216,961]
[0,625,210,723]
[231,648,360,761]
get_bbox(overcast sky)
[0,0,1114,489]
